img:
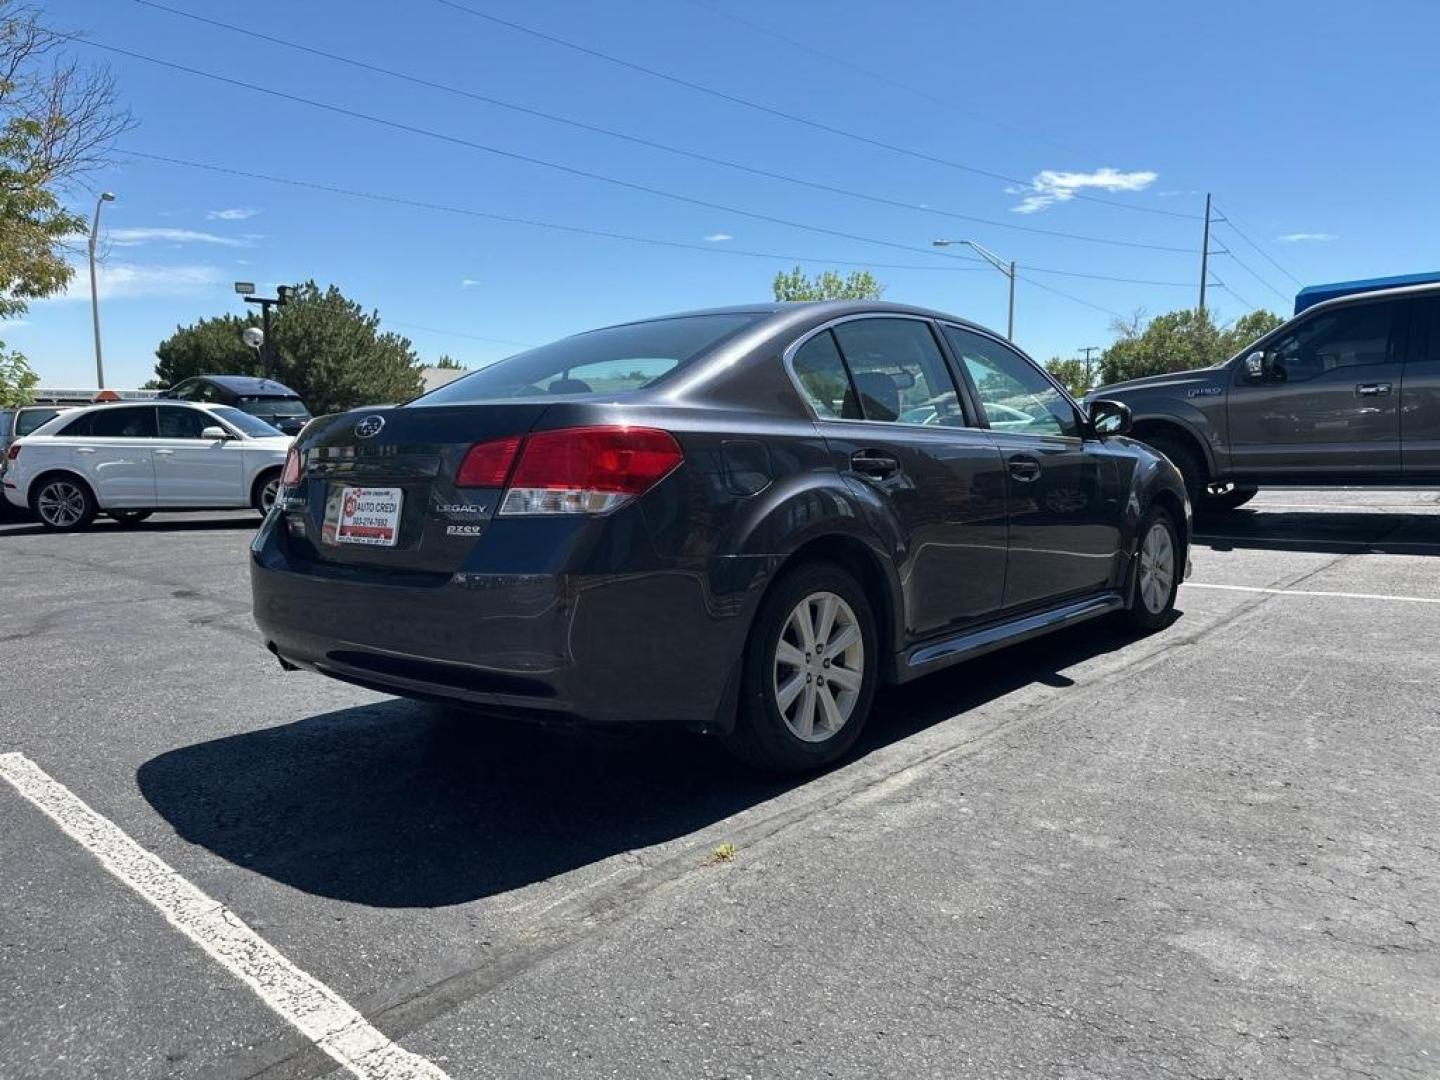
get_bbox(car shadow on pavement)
[136,618,1142,908]
[1194,508,1439,556]
[0,515,259,538]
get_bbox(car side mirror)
[1087,398,1132,437]
[200,425,232,440]
[1243,349,1275,384]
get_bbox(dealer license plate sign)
[325,486,403,547]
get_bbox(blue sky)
[14,0,1440,388]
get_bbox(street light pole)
[88,192,117,388]
[933,238,1016,340]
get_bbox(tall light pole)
[88,191,117,388]
[933,238,1015,340]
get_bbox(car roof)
[182,375,300,395]
[597,300,993,334]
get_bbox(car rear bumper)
[250,516,776,730]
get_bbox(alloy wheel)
[1138,521,1175,615]
[37,481,86,528]
[773,590,865,743]
[260,477,281,512]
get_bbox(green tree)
[0,341,38,405]
[153,281,425,414]
[1098,307,1285,386]
[1,2,131,321]
[772,266,885,302]
[1044,357,1092,398]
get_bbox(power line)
[683,0,1081,156]
[118,150,992,273]
[1212,242,1291,305]
[385,320,534,348]
[121,149,1199,291]
[1211,202,1303,287]
[76,37,989,268]
[431,0,1201,221]
[1016,274,1125,320]
[128,0,1194,256]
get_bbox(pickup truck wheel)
[1142,434,1207,506]
[1198,484,1257,513]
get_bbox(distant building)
[419,366,468,394]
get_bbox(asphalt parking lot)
[1,490,1436,1080]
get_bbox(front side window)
[1257,301,1398,384]
[830,318,964,426]
[791,330,860,419]
[944,326,1078,438]
[414,313,766,405]
[158,406,209,439]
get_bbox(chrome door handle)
[75,447,97,454]
[1008,455,1042,482]
[153,449,175,455]
[1356,383,1392,396]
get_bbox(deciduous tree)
[772,266,884,302]
[1098,307,1284,385]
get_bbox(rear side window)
[791,331,859,419]
[62,407,158,438]
[414,313,766,405]
[830,318,963,426]
[16,408,62,436]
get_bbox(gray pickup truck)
[1086,279,1440,514]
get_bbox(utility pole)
[1079,345,1100,389]
[932,239,1016,340]
[1199,192,1212,315]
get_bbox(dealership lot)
[1,491,1436,1080]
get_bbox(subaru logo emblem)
[355,415,385,439]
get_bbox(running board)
[898,592,1125,681]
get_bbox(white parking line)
[1195,533,1440,551]
[0,752,450,1080]
[1184,582,1440,605]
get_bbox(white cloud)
[46,262,228,302]
[206,207,259,221]
[1277,232,1337,243]
[1008,167,1158,214]
[106,227,253,248]
[461,278,481,287]
[703,232,733,242]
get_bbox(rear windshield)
[16,407,64,436]
[412,313,766,405]
[237,396,308,417]
[211,406,284,438]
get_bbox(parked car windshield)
[412,312,766,405]
[237,396,309,417]
[210,406,284,437]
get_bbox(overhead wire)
[127,0,1196,256]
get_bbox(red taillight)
[459,426,683,515]
[280,446,302,486]
[5,444,19,461]
[456,435,522,487]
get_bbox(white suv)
[1,401,293,531]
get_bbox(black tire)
[31,473,98,532]
[109,510,153,527]
[1141,433,1207,508]
[1123,505,1180,632]
[251,469,282,516]
[723,561,880,773]
[1197,484,1258,514]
